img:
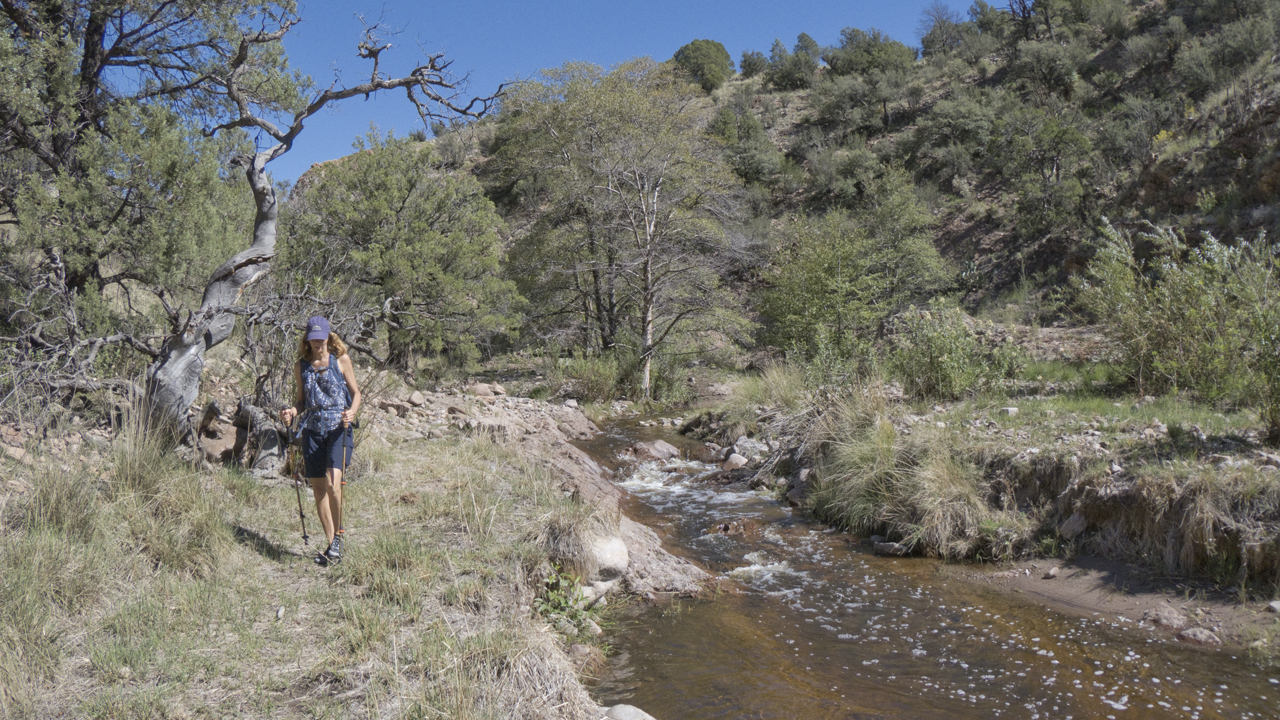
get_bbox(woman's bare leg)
[310,476,334,545]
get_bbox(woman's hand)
[281,407,296,425]
[340,408,355,427]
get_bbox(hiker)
[280,315,361,564]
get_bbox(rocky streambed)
[579,416,1280,720]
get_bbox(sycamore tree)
[0,0,496,435]
[286,131,521,371]
[491,58,743,398]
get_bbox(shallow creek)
[578,419,1279,720]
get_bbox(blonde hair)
[297,332,348,362]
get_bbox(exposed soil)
[945,555,1280,653]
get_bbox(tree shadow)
[233,525,304,562]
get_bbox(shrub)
[740,50,767,78]
[887,300,1025,400]
[1075,222,1280,438]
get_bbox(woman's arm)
[338,354,361,426]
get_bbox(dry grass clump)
[1079,464,1280,587]
[807,391,1038,560]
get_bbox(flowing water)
[580,419,1280,720]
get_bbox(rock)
[1058,511,1089,540]
[588,536,630,580]
[554,618,578,636]
[427,429,445,439]
[447,405,468,417]
[722,453,748,471]
[1001,407,1019,417]
[1177,627,1222,646]
[491,383,506,396]
[1256,450,1280,468]
[470,383,495,397]
[563,399,578,408]
[1266,600,1280,613]
[3,445,31,465]
[874,541,909,556]
[1042,566,1059,579]
[408,391,426,407]
[629,439,681,462]
[606,705,658,720]
[869,535,886,544]
[468,418,518,441]
[1144,606,1189,631]
[583,619,603,637]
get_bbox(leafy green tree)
[760,169,951,356]
[672,39,734,92]
[988,104,1092,236]
[765,35,820,90]
[287,131,520,369]
[824,27,918,76]
[491,59,745,398]
[740,50,768,78]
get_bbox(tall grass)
[807,392,1037,560]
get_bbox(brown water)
[581,419,1280,720]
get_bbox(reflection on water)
[583,420,1280,720]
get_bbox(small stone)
[936,421,946,429]
[584,619,603,637]
[563,399,578,408]
[1144,605,1188,630]
[874,541,909,556]
[722,453,748,471]
[276,606,284,621]
[1042,566,1059,579]
[427,429,445,439]
[1059,512,1088,540]
[1267,600,1280,614]
[1109,462,1123,475]
[491,383,506,396]
[1177,627,1222,646]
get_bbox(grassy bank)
[691,361,1280,600]
[1,419,606,718]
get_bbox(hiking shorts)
[301,426,354,479]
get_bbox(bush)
[1073,221,1280,439]
[740,50,767,78]
[887,300,1025,400]
[672,39,734,93]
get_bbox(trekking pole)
[289,421,310,546]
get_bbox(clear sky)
[270,0,967,184]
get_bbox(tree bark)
[145,154,277,438]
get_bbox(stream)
[579,418,1280,720]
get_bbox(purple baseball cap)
[305,316,330,341]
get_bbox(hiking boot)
[326,533,343,561]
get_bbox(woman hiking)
[280,315,361,565]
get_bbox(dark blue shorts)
[301,426,354,479]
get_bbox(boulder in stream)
[606,705,658,720]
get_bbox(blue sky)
[271,0,966,184]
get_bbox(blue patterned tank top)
[300,356,349,434]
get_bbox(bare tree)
[145,22,500,436]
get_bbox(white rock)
[606,706,658,720]
[1001,407,1019,417]
[1267,600,1280,613]
[564,399,578,408]
[589,536,630,579]
[722,453,748,471]
[408,390,426,407]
